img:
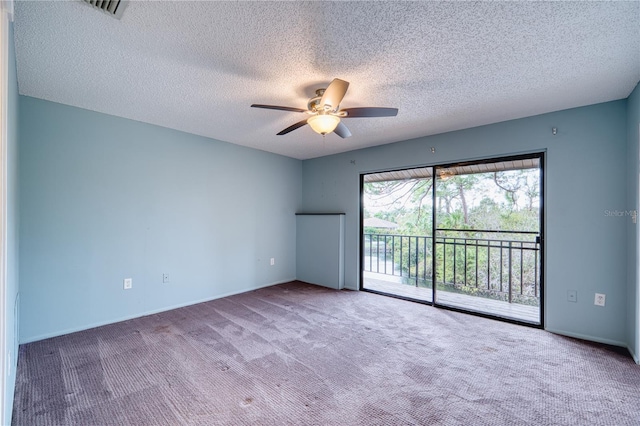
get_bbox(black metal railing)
[363,230,540,305]
[363,234,433,287]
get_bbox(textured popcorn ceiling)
[13,1,640,160]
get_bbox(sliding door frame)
[431,152,545,328]
[360,151,545,329]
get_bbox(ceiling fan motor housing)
[308,89,333,113]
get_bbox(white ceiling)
[13,1,640,160]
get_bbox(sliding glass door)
[361,167,434,302]
[361,153,544,326]
[432,154,543,325]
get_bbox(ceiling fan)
[251,79,398,138]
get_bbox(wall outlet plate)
[162,273,169,283]
[123,278,132,290]
[594,293,606,307]
[567,290,577,303]
[270,258,275,266]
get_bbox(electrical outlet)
[594,293,606,307]
[270,258,275,266]
[567,290,577,303]
[162,273,169,283]
[123,278,132,290]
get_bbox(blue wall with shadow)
[626,82,640,362]
[4,21,20,426]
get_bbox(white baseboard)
[20,278,295,344]
[545,327,627,348]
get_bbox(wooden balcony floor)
[363,273,540,324]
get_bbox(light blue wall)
[627,82,640,362]
[301,100,628,346]
[296,214,345,290]
[4,21,20,426]
[18,96,301,343]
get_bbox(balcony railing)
[363,230,540,305]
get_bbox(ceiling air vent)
[81,0,128,19]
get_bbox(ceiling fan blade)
[320,79,349,109]
[251,104,308,113]
[333,122,352,138]
[342,107,399,118]
[277,119,309,135]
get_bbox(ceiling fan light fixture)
[308,114,340,135]
[251,78,398,138]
